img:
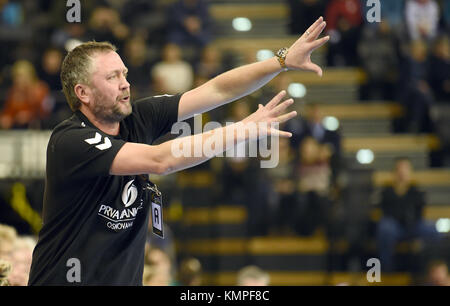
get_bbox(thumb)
[303,62,323,77]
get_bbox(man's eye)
[108,75,116,80]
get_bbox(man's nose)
[120,75,130,90]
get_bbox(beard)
[91,88,132,124]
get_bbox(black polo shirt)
[28,94,180,285]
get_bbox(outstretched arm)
[177,17,329,121]
[111,91,295,176]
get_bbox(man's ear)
[74,84,91,106]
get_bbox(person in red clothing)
[0,60,51,129]
[325,0,363,66]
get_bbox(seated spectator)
[38,47,63,91]
[0,60,51,129]
[266,137,297,235]
[405,0,440,42]
[7,236,35,286]
[236,265,270,286]
[294,137,332,236]
[151,43,194,95]
[195,45,225,79]
[144,246,173,286]
[428,36,450,102]
[325,0,363,66]
[376,157,440,272]
[397,40,435,133]
[177,257,203,286]
[444,0,450,32]
[285,104,342,186]
[288,0,326,34]
[423,260,450,286]
[123,35,153,99]
[357,21,399,101]
[167,0,212,51]
[86,6,129,50]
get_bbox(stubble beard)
[92,89,132,124]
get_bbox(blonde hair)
[60,41,117,111]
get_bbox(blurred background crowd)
[0,0,449,286]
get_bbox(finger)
[276,110,298,124]
[311,35,330,51]
[271,98,294,115]
[303,62,323,77]
[266,90,287,109]
[270,128,292,138]
[304,16,324,38]
[308,21,327,42]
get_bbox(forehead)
[91,51,126,75]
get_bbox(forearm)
[179,57,282,120]
[158,122,249,175]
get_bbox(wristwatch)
[276,47,289,71]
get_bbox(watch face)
[277,48,287,57]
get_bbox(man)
[28,17,329,285]
[376,157,440,272]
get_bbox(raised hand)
[241,90,297,139]
[285,17,330,77]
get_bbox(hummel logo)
[84,132,112,150]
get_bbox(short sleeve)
[48,127,126,180]
[132,94,181,141]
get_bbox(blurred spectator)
[151,43,194,95]
[167,0,212,50]
[195,45,225,79]
[358,21,400,101]
[405,0,440,42]
[123,35,153,99]
[325,0,363,66]
[0,223,17,260]
[288,0,326,34]
[286,104,342,185]
[177,257,203,286]
[380,0,405,29]
[444,0,450,31]
[423,260,450,286]
[266,137,297,235]
[397,40,435,133]
[220,101,272,236]
[0,259,11,286]
[236,265,270,286]
[376,157,441,272]
[294,137,332,236]
[428,36,450,102]
[38,47,63,91]
[0,0,23,27]
[86,6,129,50]
[0,60,51,129]
[7,236,35,286]
[144,246,173,286]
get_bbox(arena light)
[256,49,274,62]
[436,218,450,233]
[232,17,252,32]
[356,149,374,164]
[322,116,339,131]
[287,83,306,98]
